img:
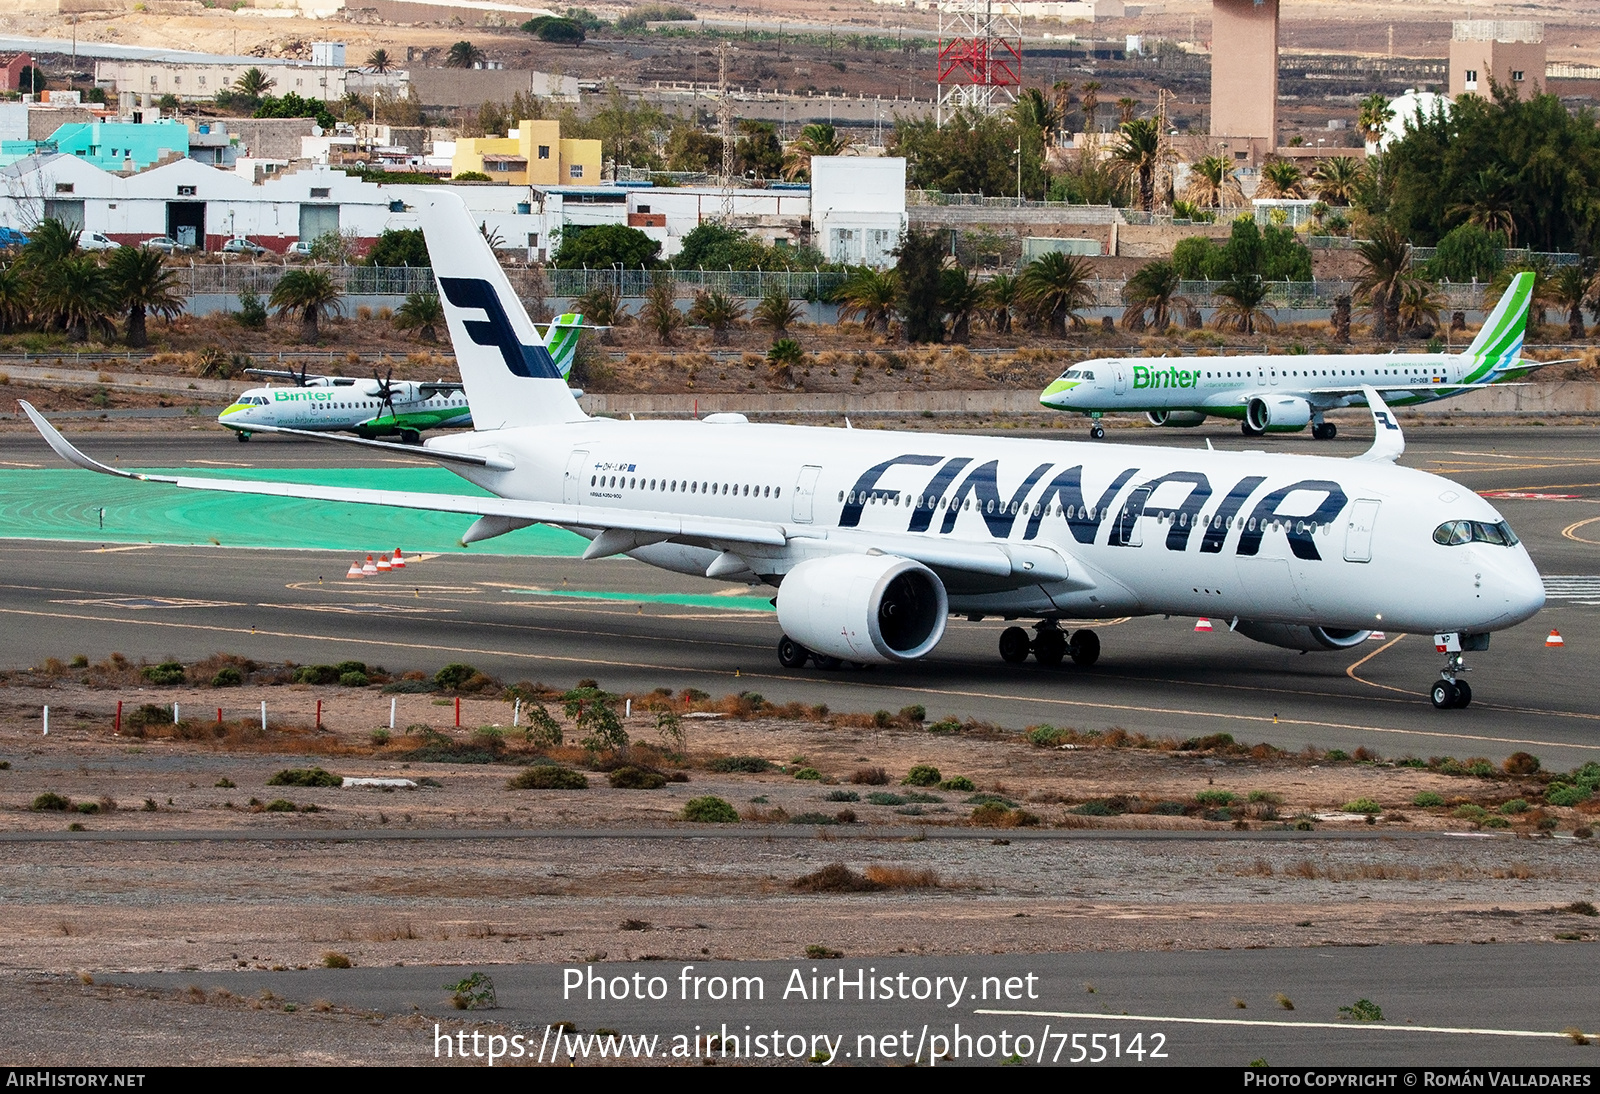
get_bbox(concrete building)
[1450,21,1545,101]
[812,156,907,268]
[452,120,601,187]
[406,68,579,109]
[1210,0,1279,145]
[0,119,191,173]
[94,56,349,104]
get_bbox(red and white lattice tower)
[936,0,1022,126]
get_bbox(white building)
[94,57,349,104]
[811,156,907,268]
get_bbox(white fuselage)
[429,418,1544,637]
[220,383,472,435]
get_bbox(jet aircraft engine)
[776,554,948,664]
[1234,621,1372,652]
[1146,410,1208,427]
[1245,395,1313,433]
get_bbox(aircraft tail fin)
[1465,271,1534,374]
[414,192,587,430]
[543,312,584,379]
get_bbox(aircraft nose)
[1486,550,1546,627]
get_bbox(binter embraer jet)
[22,193,1546,710]
[1040,273,1550,440]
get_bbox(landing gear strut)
[1430,642,1474,709]
[235,431,251,443]
[775,635,851,671]
[1311,416,1337,441]
[1088,414,1106,440]
[998,623,1100,667]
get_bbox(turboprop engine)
[1234,621,1373,652]
[1146,410,1208,427]
[1246,395,1313,433]
[776,554,948,664]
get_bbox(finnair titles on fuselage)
[1041,274,1537,440]
[22,194,1544,711]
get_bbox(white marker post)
[260,700,267,730]
[625,698,631,719]
[389,696,396,732]
[173,702,179,724]
[42,706,48,735]
[513,698,521,727]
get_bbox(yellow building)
[451,120,602,186]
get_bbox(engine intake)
[1234,621,1373,652]
[1246,395,1312,433]
[776,554,948,663]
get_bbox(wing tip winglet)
[20,400,138,479]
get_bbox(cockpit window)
[1433,520,1520,547]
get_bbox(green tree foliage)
[365,49,393,74]
[1378,84,1600,252]
[672,222,767,270]
[781,123,854,181]
[640,275,684,345]
[554,224,660,268]
[394,291,443,343]
[1121,260,1188,331]
[445,41,486,69]
[752,287,802,338]
[0,263,27,334]
[21,218,80,269]
[1110,118,1162,211]
[616,3,694,30]
[1213,274,1277,334]
[106,246,183,347]
[16,66,45,94]
[521,16,586,44]
[566,87,670,170]
[896,229,946,344]
[833,268,897,334]
[233,67,275,97]
[892,109,1047,198]
[252,92,335,130]
[1425,223,1506,283]
[940,266,984,343]
[665,126,723,173]
[366,228,430,268]
[734,121,783,180]
[1354,222,1412,341]
[1169,218,1311,282]
[269,268,343,342]
[1019,251,1094,336]
[687,289,744,343]
[38,254,115,342]
[573,283,622,327]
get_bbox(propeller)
[372,367,399,423]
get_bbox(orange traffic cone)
[345,560,364,579]
[1547,630,1564,648]
[1194,618,1213,632]
[362,555,378,576]
[391,549,406,569]
[375,555,392,573]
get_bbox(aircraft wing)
[23,402,1074,586]
[418,382,465,398]
[242,368,332,385]
[232,423,511,470]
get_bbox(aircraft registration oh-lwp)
[1040,272,1554,440]
[21,193,1545,710]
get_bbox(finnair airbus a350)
[1040,273,1546,440]
[22,194,1545,710]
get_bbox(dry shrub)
[863,865,939,889]
[741,805,789,824]
[971,803,1040,828]
[791,863,879,893]
[1352,746,1381,762]
[851,766,890,786]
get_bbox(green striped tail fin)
[545,313,583,379]
[1465,272,1533,378]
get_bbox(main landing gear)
[1311,421,1338,441]
[999,621,1100,667]
[775,635,853,671]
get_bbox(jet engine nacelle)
[1235,621,1373,652]
[1246,395,1312,433]
[776,554,948,664]
[1146,410,1208,428]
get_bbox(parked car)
[0,226,30,249]
[78,231,122,251]
[142,236,186,254]
[285,241,315,259]
[222,237,268,256]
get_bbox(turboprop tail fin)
[414,192,588,430]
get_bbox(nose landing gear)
[1429,633,1480,709]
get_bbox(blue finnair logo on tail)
[439,277,563,380]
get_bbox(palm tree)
[365,48,394,74]
[1019,251,1094,336]
[1257,159,1306,199]
[1212,273,1277,335]
[1079,80,1102,135]
[0,263,26,333]
[107,245,183,348]
[640,275,684,345]
[752,287,802,338]
[781,123,855,182]
[1121,260,1188,332]
[832,268,897,334]
[37,255,115,342]
[574,283,623,329]
[1182,155,1244,211]
[393,291,443,343]
[1354,222,1410,341]
[233,67,275,98]
[1397,277,1445,337]
[687,289,744,345]
[1310,156,1361,205]
[985,272,1018,335]
[1013,88,1058,144]
[269,268,343,342]
[1445,167,1517,243]
[1356,93,1393,146]
[445,41,485,69]
[1116,96,1138,125]
[1110,119,1162,211]
[20,217,80,270]
[1050,80,1073,142]
[940,267,985,343]
[1550,263,1594,339]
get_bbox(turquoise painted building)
[0,120,191,172]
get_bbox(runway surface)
[101,945,1599,1066]
[0,425,1597,767]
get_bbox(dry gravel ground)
[0,684,1596,1063]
